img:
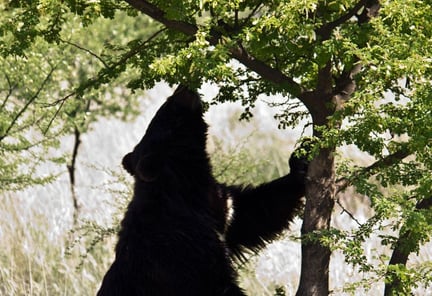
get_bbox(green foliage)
[2,0,432,294]
[385,262,432,295]
[211,136,279,185]
[0,6,154,192]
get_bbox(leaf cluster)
[0,6,153,192]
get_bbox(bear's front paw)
[288,140,313,182]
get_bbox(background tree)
[0,2,154,222]
[1,0,432,295]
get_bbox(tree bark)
[295,63,337,295]
[296,147,335,296]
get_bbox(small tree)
[0,3,154,222]
[2,0,432,294]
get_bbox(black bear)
[97,85,309,296]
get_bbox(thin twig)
[43,27,167,109]
[336,198,362,226]
[43,99,66,135]
[1,73,17,110]
[336,145,411,193]
[0,64,57,141]
[60,38,109,68]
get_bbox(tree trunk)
[296,147,335,296]
[67,127,81,225]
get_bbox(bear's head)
[122,85,207,183]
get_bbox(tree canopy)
[1,0,432,295]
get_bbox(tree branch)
[241,2,264,26]
[417,195,432,210]
[332,61,362,112]
[60,38,109,68]
[315,0,380,111]
[337,198,362,226]
[316,0,380,40]
[43,27,167,110]
[1,74,17,109]
[41,27,167,136]
[123,0,305,99]
[384,195,432,295]
[229,45,303,96]
[317,61,333,95]
[357,0,381,24]
[0,65,57,142]
[124,0,198,36]
[316,0,367,39]
[336,146,411,193]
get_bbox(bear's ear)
[122,152,136,176]
[135,156,161,182]
[169,84,202,111]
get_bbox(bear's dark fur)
[97,85,308,296]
